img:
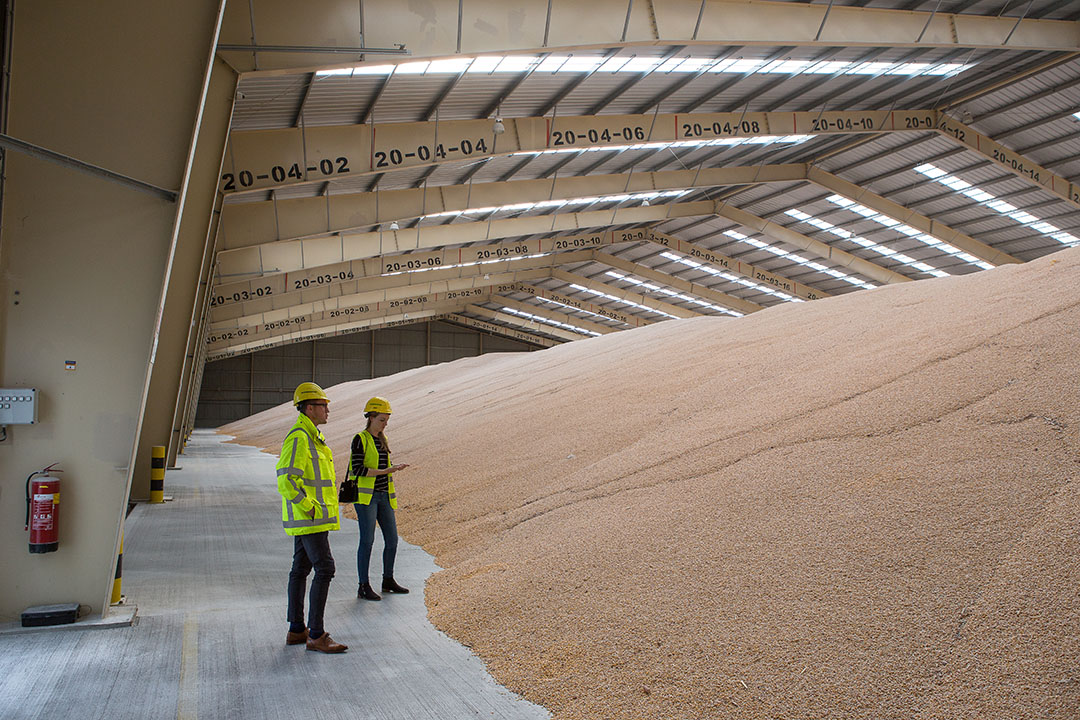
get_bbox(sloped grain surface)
[224,246,1080,719]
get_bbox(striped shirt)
[351,432,390,493]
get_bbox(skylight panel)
[559,57,604,73]
[466,57,503,73]
[845,62,892,75]
[598,57,632,72]
[316,68,355,77]
[427,58,473,73]
[889,63,929,75]
[396,61,431,74]
[723,59,765,73]
[806,61,851,74]
[766,61,813,73]
[673,57,712,72]
[709,58,741,73]
[536,55,571,72]
[494,56,540,72]
[657,58,685,73]
[914,164,946,179]
[621,57,662,73]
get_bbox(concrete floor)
[0,430,550,720]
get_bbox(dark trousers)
[287,531,335,637]
[355,491,398,584]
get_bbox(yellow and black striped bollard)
[111,533,124,604]
[150,445,165,503]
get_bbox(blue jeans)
[355,491,398,584]
[287,531,335,638]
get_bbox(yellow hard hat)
[293,382,329,408]
[364,396,392,414]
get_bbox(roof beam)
[206,295,486,353]
[220,164,808,248]
[209,268,559,331]
[215,203,716,279]
[220,2,1080,74]
[210,249,594,322]
[222,109,1080,209]
[207,306,455,358]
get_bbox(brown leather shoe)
[358,582,382,601]
[306,633,348,653]
[381,577,409,594]
[286,629,308,645]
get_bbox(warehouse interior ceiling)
[205,0,1080,365]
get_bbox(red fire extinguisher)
[25,464,62,554]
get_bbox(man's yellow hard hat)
[364,396,392,414]
[293,382,330,408]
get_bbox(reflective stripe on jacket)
[276,413,340,535]
[348,429,397,509]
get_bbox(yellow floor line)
[177,614,198,720]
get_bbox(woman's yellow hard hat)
[364,396,392,414]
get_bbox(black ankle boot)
[382,577,409,594]
[358,582,381,601]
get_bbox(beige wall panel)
[222,198,288,248]
[0,0,222,621]
[275,197,331,243]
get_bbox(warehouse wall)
[0,0,223,620]
[196,320,537,427]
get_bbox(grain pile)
[224,245,1080,719]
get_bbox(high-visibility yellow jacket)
[276,413,340,535]
[348,430,397,509]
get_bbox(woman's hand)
[390,463,410,473]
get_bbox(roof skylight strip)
[500,306,601,337]
[505,136,811,160]
[604,271,742,317]
[825,195,993,271]
[658,250,796,304]
[723,228,878,289]
[914,163,1080,247]
[784,209,950,279]
[316,56,972,78]
[422,189,692,220]
[567,282,681,319]
[535,296,630,326]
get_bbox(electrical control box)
[0,388,37,424]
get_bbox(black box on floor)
[21,603,80,627]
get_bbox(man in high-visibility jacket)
[277,382,347,654]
